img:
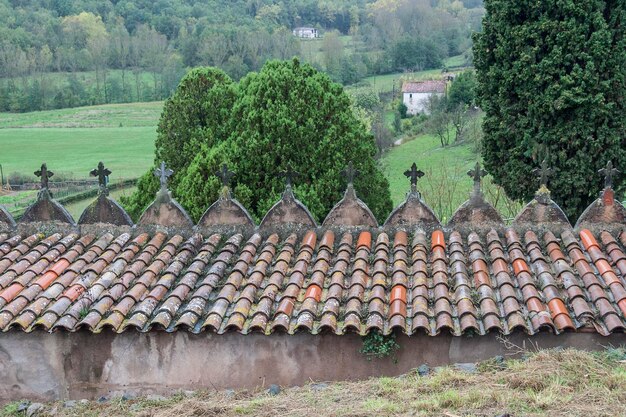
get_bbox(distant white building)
[401,80,447,115]
[293,27,319,39]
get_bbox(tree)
[121,68,236,219]
[349,86,380,112]
[371,109,394,153]
[427,94,452,147]
[222,59,392,222]
[449,103,469,143]
[474,0,626,218]
[448,70,477,107]
[390,37,444,71]
[397,101,408,118]
[125,60,393,223]
[109,19,131,98]
[87,30,110,102]
[321,30,344,80]
[61,12,107,50]
[198,33,230,68]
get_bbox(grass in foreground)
[2,348,624,417]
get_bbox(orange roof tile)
[0,228,623,336]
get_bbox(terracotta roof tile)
[0,227,624,336]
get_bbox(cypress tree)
[179,58,393,223]
[474,0,626,218]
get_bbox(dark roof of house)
[1,161,625,337]
[402,80,447,94]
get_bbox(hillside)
[0,102,158,181]
[0,0,483,112]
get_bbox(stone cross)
[341,161,360,185]
[467,162,486,194]
[34,163,54,190]
[90,161,111,194]
[154,161,173,193]
[404,162,424,193]
[279,166,300,187]
[215,164,235,188]
[532,159,553,188]
[599,161,619,189]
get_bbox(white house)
[293,27,319,39]
[401,80,447,115]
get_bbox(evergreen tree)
[177,59,393,223]
[154,67,236,179]
[121,67,235,219]
[474,0,626,218]
[447,70,477,108]
[125,59,393,223]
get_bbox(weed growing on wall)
[360,331,399,360]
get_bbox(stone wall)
[1,330,624,402]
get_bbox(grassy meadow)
[381,133,524,223]
[381,134,478,223]
[0,102,160,180]
[360,55,470,94]
[0,101,162,129]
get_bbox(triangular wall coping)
[383,190,441,228]
[198,188,255,228]
[575,187,626,229]
[447,189,504,228]
[138,188,193,228]
[78,194,134,226]
[513,186,571,229]
[20,189,75,225]
[322,184,377,227]
[259,185,317,228]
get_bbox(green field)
[381,135,477,222]
[0,101,162,129]
[0,127,156,180]
[362,55,471,94]
[381,134,523,223]
[0,102,160,180]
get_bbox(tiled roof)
[1,160,625,337]
[402,80,447,94]
[0,227,625,336]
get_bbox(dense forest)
[0,0,483,112]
